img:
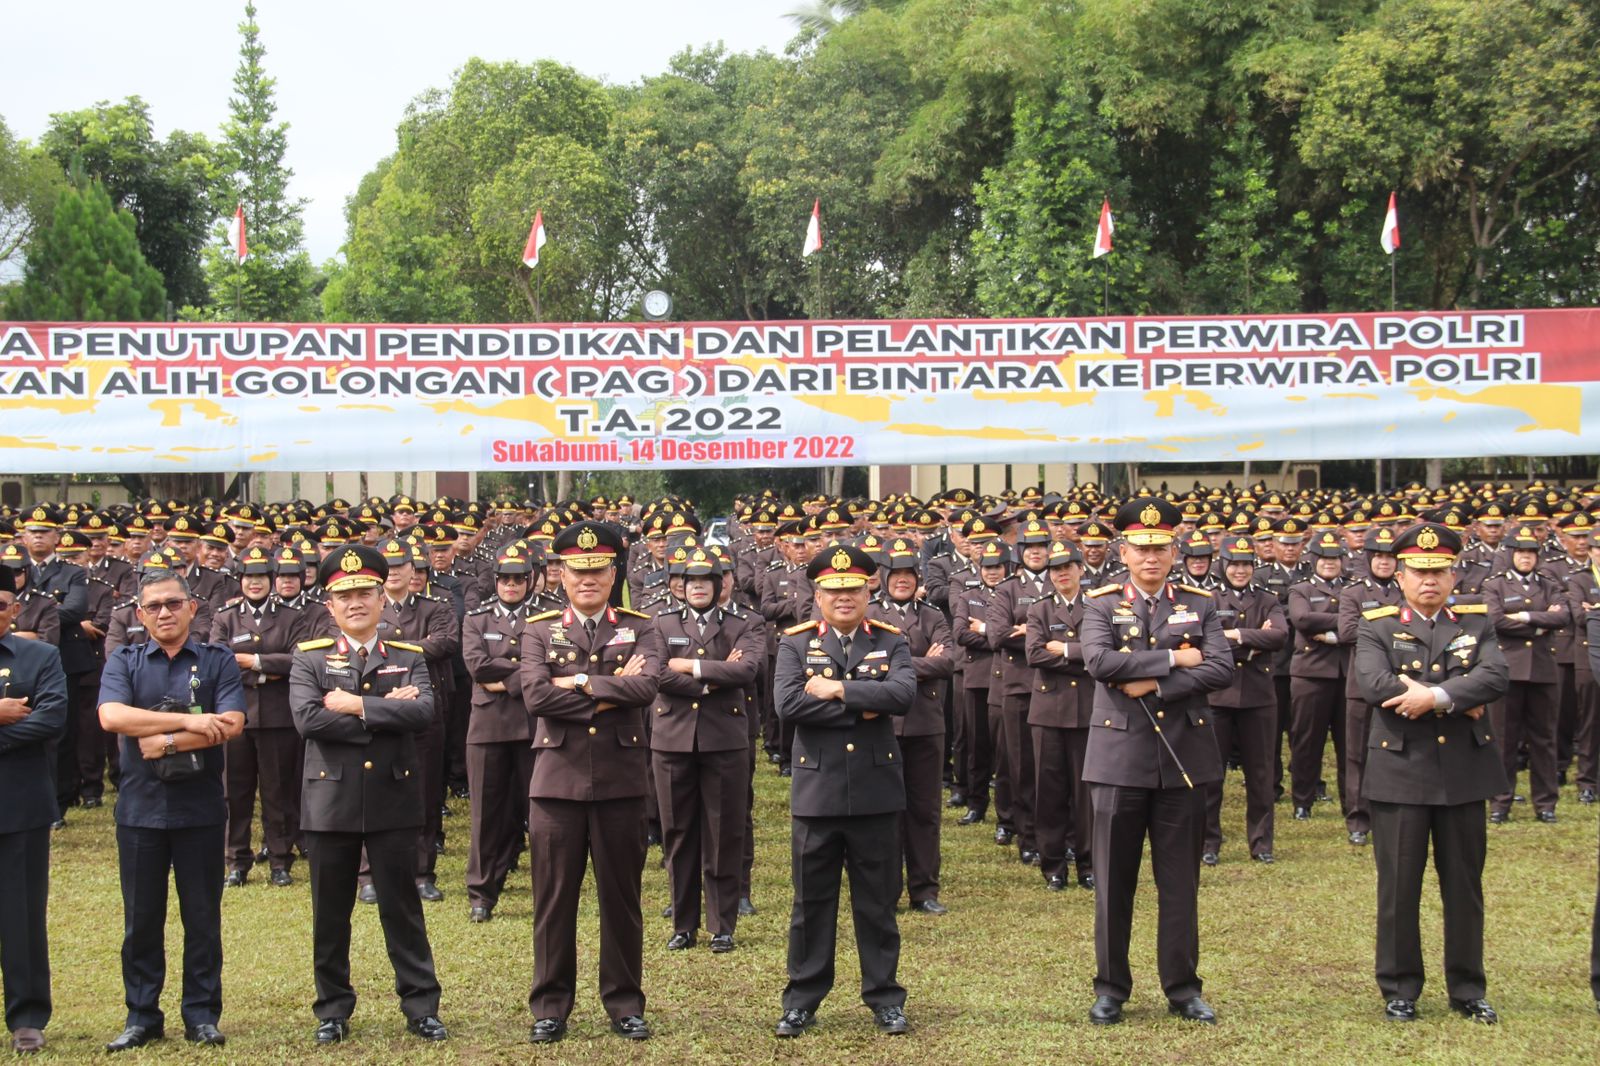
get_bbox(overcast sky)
[1,0,804,264]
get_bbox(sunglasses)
[139,597,191,615]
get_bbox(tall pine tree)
[8,178,165,320]
[200,1,315,320]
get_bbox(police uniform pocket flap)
[792,741,820,770]
[1471,716,1494,746]
[534,722,566,749]
[392,764,413,780]
[306,761,343,781]
[615,727,644,748]
[1095,707,1129,731]
[873,742,902,767]
[1368,721,1405,752]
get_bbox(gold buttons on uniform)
[1104,719,1112,726]
[362,683,371,691]
[1411,660,1422,669]
[1437,736,1446,744]
[1157,711,1165,719]
[691,702,699,710]
[633,736,639,742]
[697,648,705,656]
[542,736,551,744]
[846,743,855,752]
[1039,685,1047,691]
[318,770,327,778]
[1197,718,1204,725]
[887,752,894,760]
[1381,740,1390,748]
[1070,681,1077,687]
[404,769,411,777]
[588,726,597,735]
[590,654,599,663]
[798,756,807,764]
[1432,665,1441,672]
[363,761,373,770]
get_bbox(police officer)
[520,520,661,1044]
[1080,498,1234,1026]
[97,569,247,1051]
[1337,527,1405,845]
[289,544,446,1044]
[1353,523,1509,1024]
[773,543,915,1039]
[212,545,314,886]
[1287,530,1350,821]
[652,548,764,951]
[459,541,537,923]
[951,527,1006,825]
[0,566,69,1055]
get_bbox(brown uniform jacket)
[461,600,535,744]
[209,597,315,729]
[1209,583,1288,708]
[952,575,999,689]
[1287,576,1346,679]
[520,605,664,802]
[1567,565,1600,683]
[868,597,953,737]
[1482,569,1567,683]
[987,568,1054,697]
[651,602,765,752]
[1024,593,1093,728]
[378,593,459,707]
[1338,577,1405,699]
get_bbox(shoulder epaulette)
[386,640,425,653]
[1088,584,1123,598]
[868,619,901,635]
[1178,583,1213,598]
[467,604,494,616]
[88,575,115,588]
[113,597,137,610]
[420,592,449,604]
[766,559,785,570]
[1452,603,1488,615]
[1362,606,1399,620]
[616,606,651,619]
[785,619,820,636]
[298,637,335,651]
[527,609,563,622]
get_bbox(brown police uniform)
[1287,573,1348,811]
[459,599,534,913]
[1025,591,1095,884]
[1205,580,1288,859]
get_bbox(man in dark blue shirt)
[98,571,245,1052]
[0,573,70,1055]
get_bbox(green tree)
[0,116,66,276]
[202,1,315,320]
[8,179,166,320]
[40,98,215,309]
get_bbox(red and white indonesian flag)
[225,204,247,263]
[1093,198,1114,259]
[523,210,547,268]
[1380,191,1400,255]
[802,199,822,258]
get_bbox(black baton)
[1137,695,1194,789]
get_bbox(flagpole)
[1390,255,1397,311]
[1101,258,1109,316]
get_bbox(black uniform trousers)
[1490,681,1558,814]
[305,827,439,1022]
[465,742,533,909]
[225,726,303,872]
[1204,704,1277,858]
[898,734,944,903]
[654,748,748,937]
[50,677,93,810]
[1574,675,1600,792]
[1344,700,1373,834]
[0,827,51,1032]
[741,748,757,898]
[783,812,906,1013]
[1090,783,1205,1003]
[1033,725,1092,881]
[75,673,114,800]
[998,693,1037,854]
[1272,674,1292,795]
[1591,822,1600,1002]
[1369,799,1488,1003]
[990,687,1012,830]
[949,683,969,796]
[1556,662,1576,769]
[414,710,446,882]
[1289,676,1347,811]
[115,823,225,1029]
[527,797,647,1022]
[962,683,993,815]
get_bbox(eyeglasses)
[0,598,15,610]
[139,597,190,615]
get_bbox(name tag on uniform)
[484,632,503,641]
[1504,595,1525,605]
[1310,595,1327,603]
[230,633,254,644]
[667,636,691,647]
[608,628,636,646]
[805,654,831,665]
[1049,623,1068,631]
[325,666,351,676]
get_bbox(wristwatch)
[573,672,591,694]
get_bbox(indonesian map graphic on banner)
[0,310,1594,471]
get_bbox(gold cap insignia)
[576,528,598,550]
[340,551,362,573]
[505,545,519,557]
[1416,528,1440,550]
[1140,504,1161,527]
[831,549,852,571]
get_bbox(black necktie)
[584,618,597,639]
[357,645,369,669]
[840,633,852,658]
[695,613,706,637]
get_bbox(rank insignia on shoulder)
[1088,584,1123,598]
[297,637,335,651]
[527,610,562,622]
[1450,604,1488,614]
[385,640,425,653]
[785,620,820,636]
[1362,606,1400,620]
[867,619,901,635]
[1177,583,1213,597]
[616,607,652,619]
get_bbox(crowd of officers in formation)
[0,475,1598,1052]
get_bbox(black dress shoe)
[528,1017,566,1044]
[357,883,378,904]
[946,791,965,808]
[1488,810,1508,824]
[909,898,948,915]
[49,819,65,831]
[469,905,492,923]
[957,808,985,825]
[737,897,757,917]
[417,880,444,902]
[1168,996,1217,1024]
[225,869,248,888]
[406,1015,448,1041]
[645,829,662,848]
[1253,852,1274,864]
[778,767,792,778]
[1078,872,1096,890]
[611,1015,650,1040]
[995,827,1015,846]
[872,1005,908,1034]
[81,796,102,809]
[666,931,696,950]
[185,1023,226,1046]
[106,1026,163,1052]
[1088,995,1123,1025]
[1449,998,1498,1024]
[767,751,782,764]
[1384,998,1418,1022]
[1348,831,1369,846]
[270,868,293,887]
[1045,875,1067,891]
[11,1027,44,1054]
[256,846,270,864]
[710,933,735,953]
[1579,788,1597,804]
[1535,809,1557,824]
[1293,806,1311,820]
[774,1008,815,1037]
[1064,847,1076,863]
[1201,851,1219,866]
[313,1018,348,1044]
[1020,849,1041,866]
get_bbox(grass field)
[34,754,1600,1064]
